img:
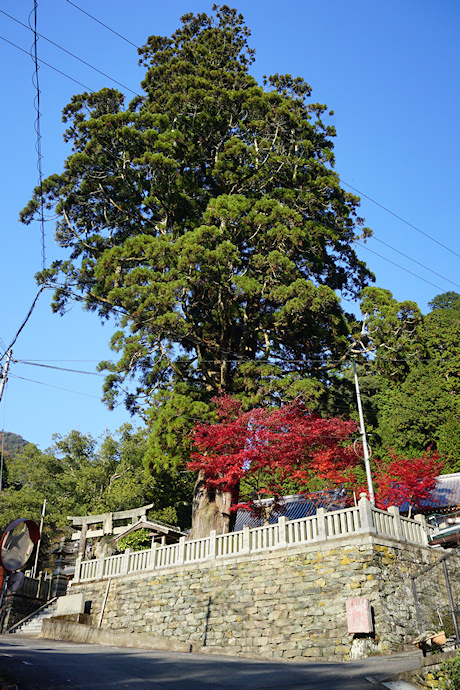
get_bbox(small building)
[113,519,185,547]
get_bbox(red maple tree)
[373,450,445,516]
[188,396,359,522]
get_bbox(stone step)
[10,601,58,636]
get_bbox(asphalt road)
[0,635,423,690]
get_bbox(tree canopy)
[0,425,193,569]
[189,395,444,519]
[21,6,373,474]
[359,291,460,468]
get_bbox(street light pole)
[353,360,375,506]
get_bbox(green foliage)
[117,528,152,552]
[369,292,460,467]
[0,424,193,568]
[21,6,373,471]
[353,287,423,382]
[442,651,460,689]
[0,431,29,457]
[149,506,179,526]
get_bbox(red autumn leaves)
[188,396,444,514]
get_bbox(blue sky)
[1,1,459,451]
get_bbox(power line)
[343,179,460,260]
[16,359,102,363]
[355,241,447,292]
[65,0,139,49]
[0,288,46,364]
[29,3,46,271]
[9,373,102,400]
[1,9,138,96]
[16,360,104,377]
[369,236,460,290]
[0,34,94,91]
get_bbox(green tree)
[366,292,460,469]
[1,425,193,569]
[21,6,373,534]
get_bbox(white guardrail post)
[278,516,287,548]
[178,536,186,565]
[414,513,428,545]
[358,493,375,534]
[316,508,327,540]
[96,556,105,580]
[149,542,158,570]
[208,531,217,560]
[242,525,251,554]
[387,505,404,541]
[121,548,131,576]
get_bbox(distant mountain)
[0,432,29,457]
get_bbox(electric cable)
[343,180,460,260]
[1,9,138,96]
[0,288,46,364]
[16,360,105,377]
[9,373,102,400]
[0,34,94,91]
[29,3,46,270]
[369,236,460,290]
[355,241,447,292]
[65,0,139,48]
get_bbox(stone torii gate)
[68,504,154,557]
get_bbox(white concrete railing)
[72,496,434,584]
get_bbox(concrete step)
[10,600,58,636]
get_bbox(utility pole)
[353,360,375,506]
[0,350,12,405]
[0,350,12,495]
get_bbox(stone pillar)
[208,530,217,560]
[73,556,82,584]
[178,536,186,565]
[51,573,67,598]
[78,523,88,557]
[37,571,45,599]
[149,543,157,571]
[278,516,287,548]
[103,512,113,535]
[121,548,131,575]
[96,556,105,580]
[316,508,327,541]
[414,513,428,545]
[387,506,404,541]
[358,493,375,534]
[242,525,251,554]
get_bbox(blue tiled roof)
[399,473,460,513]
[234,474,460,528]
[234,490,346,530]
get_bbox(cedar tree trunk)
[188,472,237,539]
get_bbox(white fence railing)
[73,495,434,584]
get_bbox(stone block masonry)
[67,531,444,662]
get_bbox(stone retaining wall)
[65,531,449,661]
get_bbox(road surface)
[0,635,423,689]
